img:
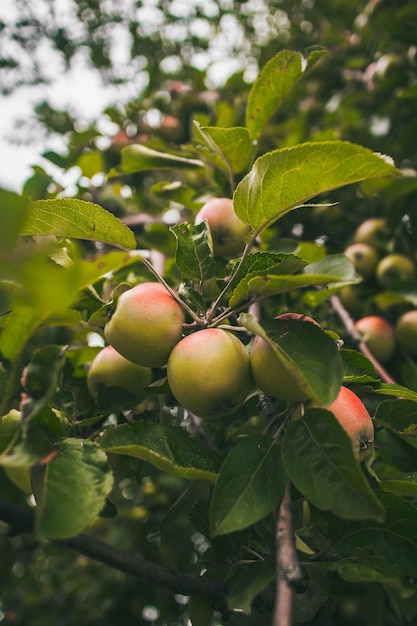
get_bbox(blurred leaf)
[227,554,276,612]
[98,422,222,481]
[282,409,385,521]
[195,123,252,174]
[234,142,397,230]
[239,314,342,406]
[0,190,30,250]
[36,437,114,539]
[210,435,285,536]
[20,198,136,249]
[0,410,21,453]
[245,48,326,140]
[170,221,216,281]
[115,144,204,175]
[77,151,104,178]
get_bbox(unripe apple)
[194,197,249,258]
[166,328,252,418]
[104,282,184,368]
[87,345,152,400]
[376,253,416,288]
[353,218,390,250]
[326,386,374,459]
[354,315,395,363]
[343,242,379,279]
[250,314,319,402]
[396,309,417,357]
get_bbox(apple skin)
[353,218,390,250]
[194,197,249,258]
[250,314,319,402]
[104,282,184,368]
[396,310,417,357]
[87,345,152,400]
[376,253,416,288]
[166,328,253,419]
[326,386,374,459]
[354,315,395,363]
[343,242,379,279]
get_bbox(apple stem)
[273,479,303,626]
[329,294,397,385]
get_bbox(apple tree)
[1,48,417,626]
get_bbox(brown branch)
[329,294,397,384]
[273,480,302,626]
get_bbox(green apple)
[353,218,390,250]
[87,345,152,400]
[166,328,252,418]
[354,315,395,363]
[326,385,374,459]
[396,309,417,357]
[249,314,319,402]
[194,197,250,258]
[343,242,379,279]
[104,282,184,368]
[376,253,416,288]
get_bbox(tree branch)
[273,480,302,626]
[329,294,397,384]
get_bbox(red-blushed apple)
[194,197,250,258]
[396,309,417,357]
[166,328,253,418]
[343,242,379,279]
[104,282,184,368]
[87,345,152,400]
[352,218,390,250]
[376,253,416,288]
[325,385,374,459]
[354,315,395,363]
[249,314,319,402]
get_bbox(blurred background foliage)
[1,1,417,625]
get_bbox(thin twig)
[273,480,302,626]
[329,293,397,384]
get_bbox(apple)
[396,309,417,357]
[352,218,390,250]
[376,253,416,288]
[104,282,184,368]
[339,284,367,316]
[249,314,319,402]
[194,197,250,258]
[343,242,379,279]
[166,328,252,418]
[325,385,374,459]
[354,315,395,363]
[87,345,152,400]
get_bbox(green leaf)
[98,422,221,481]
[0,410,21,454]
[210,435,285,537]
[234,141,397,230]
[170,221,216,281]
[36,438,114,539]
[116,144,204,175]
[20,198,136,249]
[239,314,342,406]
[245,48,326,141]
[372,383,417,402]
[281,410,385,522]
[340,349,379,383]
[231,254,360,306]
[195,123,252,174]
[227,554,276,613]
[0,190,30,251]
[381,473,417,498]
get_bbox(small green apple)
[87,345,152,401]
[344,242,379,279]
[376,253,416,288]
[353,218,390,250]
[104,282,184,368]
[354,315,395,363]
[194,197,250,258]
[166,328,253,418]
[396,309,417,357]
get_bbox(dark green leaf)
[340,349,379,383]
[282,410,385,521]
[98,422,222,481]
[210,435,285,536]
[170,221,216,281]
[227,554,276,612]
[0,190,30,250]
[234,142,397,230]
